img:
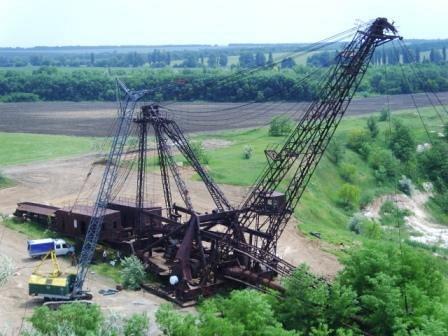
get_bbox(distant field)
[0,132,94,166]
[0,92,447,137]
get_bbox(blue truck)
[27,238,74,258]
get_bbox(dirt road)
[1,92,447,136]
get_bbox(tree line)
[1,63,448,103]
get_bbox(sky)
[0,0,447,47]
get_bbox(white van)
[27,238,75,258]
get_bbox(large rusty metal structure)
[16,18,400,304]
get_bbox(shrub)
[337,184,360,210]
[339,163,357,183]
[359,191,374,209]
[120,256,145,290]
[269,116,293,137]
[326,139,345,165]
[347,213,364,234]
[418,141,448,192]
[389,120,415,162]
[379,200,410,227]
[346,129,371,159]
[366,116,379,138]
[339,242,448,335]
[123,313,149,336]
[189,141,209,164]
[398,175,414,196]
[368,147,398,182]
[433,191,448,213]
[243,145,253,160]
[379,107,390,122]
[29,303,103,336]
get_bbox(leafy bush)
[379,107,390,122]
[389,120,416,162]
[27,304,149,336]
[379,200,410,227]
[339,163,357,183]
[242,145,253,160]
[347,213,364,234]
[346,129,371,159]
[366,116,379,138]
[368,147,398,182]
[274,264,359,334]
[29,303,103,336]
[189,141,209,164]
[418,141,448,192]
[120,255,145,290]
[359,191,375,209]
[269,116,293,137]
[398,175,414,196]
[156,291,295,336]
[123,313,149,336]
[432,191,448,213]
[339,242,448,335]
[337,184,360,210]
[326,139,345,165]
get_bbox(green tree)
[207,54,217,68]
[389,121,415,162]
[339,242,448,335]
[239,52,255,68]
[267,52,274,67]
[218,53,228,67]
[337,183,360,209]
[255,52,266,67]
[281,57,296,69]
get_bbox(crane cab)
[256,191,286,215]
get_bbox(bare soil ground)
[0,226,166,335]
[363,191,448,248]
[0,154,341,334]
[1,92,447,136]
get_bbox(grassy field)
[0,132,95,166]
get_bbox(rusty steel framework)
[47,18,401,303]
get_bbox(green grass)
[1,217,57,239]
[0,132,95,166]
[91,263,122,283]
[187,105,447,245]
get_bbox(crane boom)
[73,80,148,297]
[238,18,400,254]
